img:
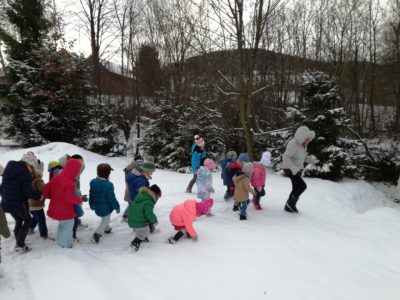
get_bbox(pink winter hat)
[194,135,205,147]
[196,198,214,216]
[203,158,216,170]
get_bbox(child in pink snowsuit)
[250,151,271,210]
[168,198,213,244]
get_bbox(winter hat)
[203,158,216,171]
[237,153,249,164]
[196,198,214,216]
[21,151,38,167]
[141,156,156,173]
[149,184,162,198]
[242,162,254,177]
[58,154,70,168]
[260,151,271,167]
[194,135,205,148]
[48,161,59,172]
[97,163,113,179]
[226,150,237,161]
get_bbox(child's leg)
[95,215,111,235]
[131,227,151,250]
[239,200,249,217]
[72,217,79,239]
[122,204,131,219]
[29,211,38,232]
[33,209,48,238]
[57,219,74,248]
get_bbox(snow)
[1,142,400,300]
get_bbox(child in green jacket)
[128,184,161,251]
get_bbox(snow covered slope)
[0,143,399,300]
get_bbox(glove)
[115,207,120,214]
[82,195,88,202]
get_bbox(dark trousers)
[254,187,265,204]
[288,173,307,199]
[72,217,79,239]
[10,212,32,247]
[30,209,48,237]
[187,174,197,189]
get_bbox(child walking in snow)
[89,163,120,243]
[250,151,271,210]
[196,158,216,201]
[223,152,249,201]
[43,158,83,248]
[186,135,206,193]
[168,198,213,244]
[128,184,162,251]
[233,162,256,220]
[220,150,237,200]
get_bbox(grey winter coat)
[282,126,315,175]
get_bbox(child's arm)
[65,181,82,204]
[143,203,158,224]
[183,215,197,238]
[106,182,120,213]
[245,178,256,196]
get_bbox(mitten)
[82,195,88,202]
[115,207,120,214]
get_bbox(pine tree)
[299,71,351,180]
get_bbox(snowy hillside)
[0,143,400,300]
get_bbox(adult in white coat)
[282,126,315,213]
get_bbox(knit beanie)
[48,161,59,172]
[21,151,38,167]
[237,153,249,164]
[226,150,237,161]
[149,184,162,198]
[97,163,113,179]
[141,156,156,173]
[58,154,70,168]
[242,162,254,177]
[196,198,214,216]
[203,158,216,171]
[260,151,271,167]
[194,135,205,148]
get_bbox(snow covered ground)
[0,142,400,300]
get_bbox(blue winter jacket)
[125,169,149,202]
[89,178,120,217]
[191,144,206,174]
[0,161,42,215]
[220,157,234,186]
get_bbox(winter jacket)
[128,187,158,228]
[43,159,83,221]
[233,174,256,203]
[28,169,45,211]
[191,144,206,174]
[89,178,120,217]
[282,126,315,175]
[222,161,243,187]
[49,165,63,181]
[170,199,198,238]
[196,166,213,200]
[123,160,138,202]
[220,157,234,185]
[0,206,10,238]
[126,169,149,202]
[251,163,266,190]
[0,161,41,215]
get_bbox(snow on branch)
[218,70,237,90]
[217,85,240,96]
[250,83,275,97]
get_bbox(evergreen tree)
[299,71,351,180]
[137,44,162,96]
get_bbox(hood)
[136,187,157,203]
[61,159,82,180]
[2,161,29,180]
[294,126,315,145]
[233,174,248,184]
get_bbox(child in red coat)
[168,198,213,244]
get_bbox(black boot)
[168,231,184,244]
[130,237,142,251]
[92,233,102,243]
[284,195,299,213]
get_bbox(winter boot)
[130,237,142,251]
[252,198,262,210]
[185,187,192,193]
[223,191,230,200]
[104,228,112,234]
[15,245,32,253]
[168,231,184,244]
[284,195,299,213]
[232,203,240,212]
[92,233,102,243]
[239,214,247,220]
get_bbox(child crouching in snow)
[250,151,271,210]
[128,184,162,251]
[196,158,216,201]
[89,163,120,243]
[233,162,256,220]
[168,198,213,244]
